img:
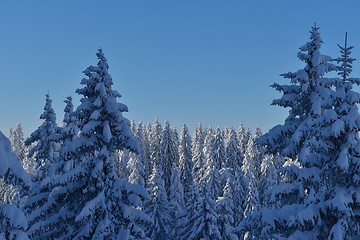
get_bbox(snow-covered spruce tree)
[187,179,221,240]
[318,33,360,239]
[254,125,262,140]
[117,149,130,180]
[33,49,149,239]
[212,127,226,171]
[56,95,79,167]
[127,152,145,187]
[25,95,80,240]
[24,94,59,181]
[61,96,74,125]
[203,131,222,199]
[0,131,32,240]
[0,130,31,207]
[225,127,242,171]
[178,124,193,196]
[172,126,180,164]
[174,179,202,240]
[9,123,27,165]
[145,123,152,143]
[71,49,150,239]
[258,25,336,156]
[168,164,185,239]
[217,178,239,240]
[259,154,283,207]
[242,135,261,217]
[242,135,262,182]
[145,164,171,240]
[242,25,340,238]
[135,122,150,182]
[149,119,162,175]
[2,124,27,206]
[23,94,61,239]
[243,180,260,222]
[192,124,204,152]
[232,165,247,235]
[203,127,214,151]
[191,124,206,186]
[238,124,250,157]
[177,181,200,240]
[160,121,179,196]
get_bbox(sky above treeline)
[1,1,360,136]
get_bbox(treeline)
[6,116,275,240]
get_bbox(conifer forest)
[2,25,360,239]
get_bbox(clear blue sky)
[1,1,360,136]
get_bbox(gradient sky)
[1,1,360,137]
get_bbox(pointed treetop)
[41,93,56,122]
[96,47,109,70]
[345,32,348,49]
[63,96,73,112]
[336,32,356,80]
[309,23,322,50]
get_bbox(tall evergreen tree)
[136,122,150,182]
[149,119,162,173]
[168,164,185,239]
[258,25,336,156]
[191,125,206,186]
[259,154,282,207]
[225,127,241,170]
[238,123,247,157]
[71,49,149,239]
[191,124,204,153]
[127,152,146,187]
[25,96,79,239]
[217,179,238,240]
[160,121,179,195]
[232,166,246,232]
[238,125,251,157]
[23,95,61,239]
[0,131,32,239]
[187,180,221,240]
[244,25,340,239]
[117,149,130,180]
[203,127,214,151]
[178,182,201,240]
[28,49,149,239]
[178,124,193,195]
[24,94,58,181]
[319,33,360,238]
[57,96,79,167]
[203,132,222,199]
[242,135,261,218]
[172,126,180,166]
[9,123,27,165]
[212,127,226,170]
[254,125,262,140]
[145,164,171,240]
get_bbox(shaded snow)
[0,131,32,187]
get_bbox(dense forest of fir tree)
[1,25,360,239]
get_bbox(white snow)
[103,121,112,143]
[0,131,32,187]
[0,204,28,230]
[75,190,105,222]
[337,149,349,171]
